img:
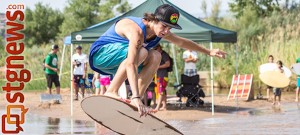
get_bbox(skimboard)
[291,63,300,75]
[259,63,292,77]
[81,96,183,135]
[259,71,290,88]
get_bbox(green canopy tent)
[68,0,237,116]
[71,0,236,43]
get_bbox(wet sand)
[0,88,298,121]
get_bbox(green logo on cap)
[170,13,178,24]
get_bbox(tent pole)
[235,43,238,75]
[210,42,214,116]
[59,44,66,81]
[235,43,239,110]
[70,44,74,116]
[171,43,179,85]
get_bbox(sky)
[1,0,231,18]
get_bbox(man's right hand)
[131,97,154,117]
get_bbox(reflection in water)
[171,103,300,135]
[46,117,60,134]
[1,102,299,134]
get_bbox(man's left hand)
[210,49,227,59]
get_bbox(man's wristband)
[131,96,140,100]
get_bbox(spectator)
[44,44,60,95]
[296,57,300,102]
[273,60,284,106]
[72,45,88,100]
[92,71,101,95]
[183,49,198,77]
[154,44,170,111]
[100,74,111,95]
[266,55,274,100]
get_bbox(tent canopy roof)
[71,0,237,44]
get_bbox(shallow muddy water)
[1,103,299,134]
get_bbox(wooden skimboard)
[81,96,183,135]
[291,63,300,75]
[259,71,290,88]
[259,63,292,77]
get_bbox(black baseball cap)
[76,45,82,50]
[51,44,59,50]
[154,4,182,30]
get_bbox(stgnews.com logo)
[1,3,31,134]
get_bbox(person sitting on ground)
[89,4,226,116]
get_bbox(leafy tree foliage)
[60,0,131,37]
[229,0,281,18]
[24,2,64,46]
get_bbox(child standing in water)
[92,71,101,95]
[273,60,284,106]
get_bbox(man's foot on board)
[295,99,299,102]
[104,91,131,103]
[104,91,120,98]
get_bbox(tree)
[60,0,131,37]
[229,0,281,18]
[207,0,222,25]
[24,2,64,46]
[0,35,3,48]
[200,0,208,18]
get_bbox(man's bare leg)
[155,91,167,111]
[56,86,60,94]
[136,50,161,97]
[160,93,167,110]
[48,87,52,94]
[155,93,163,111]
[74,85,79,100]
[81,85,85,98]
[104,48,149,98]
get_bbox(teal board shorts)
[92,43,143,75]
[297,77,300,87]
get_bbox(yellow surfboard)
[259,71,290,88]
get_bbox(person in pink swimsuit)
[100,74,111,95]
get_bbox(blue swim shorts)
[92,43,143,75]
